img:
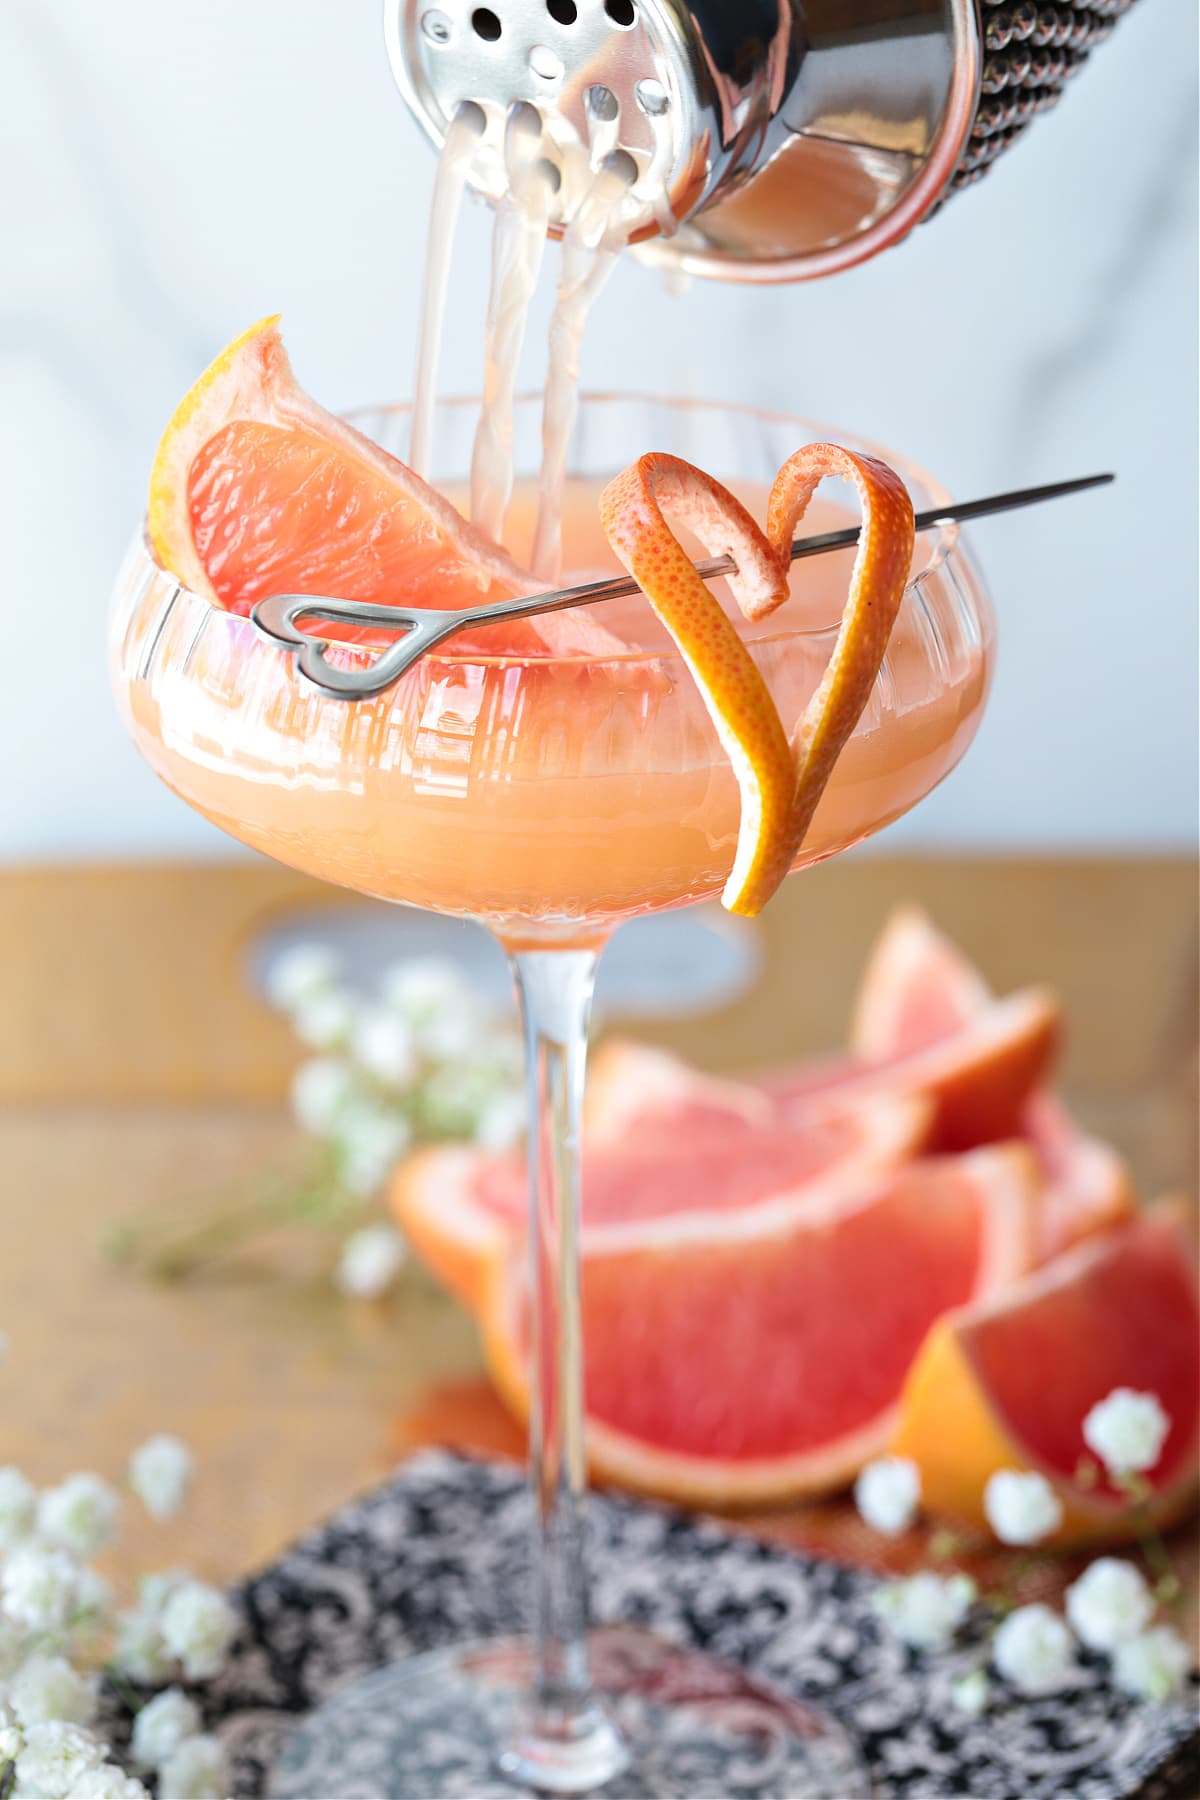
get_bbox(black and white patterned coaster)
[132,1452,1200,1799]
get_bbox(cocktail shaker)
[385,0,1138,281]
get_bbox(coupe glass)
[110,394,994,1799]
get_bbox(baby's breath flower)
[381,958,466,1025]
[336,1225,407,1299]
[0,1616,29,1678]
[1112,1624,1193,1701]
[11,1656,98,1729]
[1082,1388,1169,1477]
[854,1456,921,1537]
[0,1468,37,1549]
[67,1568,113,1660]
[950,1668,990,1716]
[37,1475,120,1559]
[419,1062,507,1139]
[335,1106,412,1197]
[66,1765,150,1799]
[472,1090,526,1153]
[2,1547,82,1632]
[293,989,357,1052]
[12,1721,105,1798]
[129,1436,193,1521]
[419,1008,481,1063]
[1065,1557,1155,1651]
[159,1581,237,1682]
[138,1571,188,1617]
[352,1009,417,1087]
[157,1733,225,1800]
[0,1719,23,1765]
[983,1469,1064,1546]
[872,1572,976,1651]
[290,1058,357,1137]
[111,1608,174,1686]
[131,1688,201,1770]
[992,1603,1076,1695]
[264,943,340,1014]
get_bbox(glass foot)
[267,1625,868,1799]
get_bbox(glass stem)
[502,946,627,1794]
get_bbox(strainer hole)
[471,7,503,40]
[604,0,636,26]
[546,0,578,20]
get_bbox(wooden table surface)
[1,856,1195,1620]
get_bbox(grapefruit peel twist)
[600,446,916,917]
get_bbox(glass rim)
[137,389,965,672]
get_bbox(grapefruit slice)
[851,905,992,1060]
[147,316,626,661]
[893,1207,1199,1544]
[767,987,1061,1152]
[587,989,1060,1159]
[393,1090,929,1310]
[482,1146,1039,1506]
[849,906,1133,1251]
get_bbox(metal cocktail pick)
[250,472,1113,701]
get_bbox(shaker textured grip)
[945,0,1140,199]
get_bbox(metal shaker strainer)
[384,0,1139,281]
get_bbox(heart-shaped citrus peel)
[599,454,796,913]
[600,444,915,916]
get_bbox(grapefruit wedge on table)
[894,1207,1199,1545]
[393,1089,929,1311]
[849,906,1134,1254]
[147,316,624,659]
[481,1147,1039,1507]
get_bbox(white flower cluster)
[858,1387,1193,1709]
[0,1427,234,1800]
[269,946,526,1295]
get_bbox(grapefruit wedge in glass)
[147,316,625,659]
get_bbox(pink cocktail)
[111,392,994,1798]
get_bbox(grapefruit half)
[849,906,1134,1253]
[393,1090,929,1310]
[482,1146,1039,1506]
[893,1207,1199,1544]
[147,316,626,660]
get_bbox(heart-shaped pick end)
[250,595,456,699]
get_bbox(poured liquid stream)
[410,102,485,480]
[531,165,631,582]
[470,117,555,545]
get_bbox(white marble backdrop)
[1,0,1195,858]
